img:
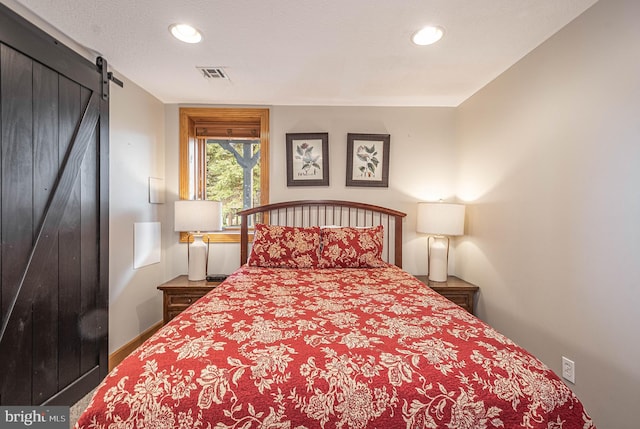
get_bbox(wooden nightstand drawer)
[440,292,471,310]
[167,309,187,321]
[157,276,223,325]
[168,294,202,306]
[415,275,479,315]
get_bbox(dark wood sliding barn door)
[0,4,108,405]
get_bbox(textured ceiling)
[9,0,598,106]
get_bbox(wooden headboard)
[238,200,407,267]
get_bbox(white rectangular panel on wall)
[134,222,161,268]
[149,177,165,203]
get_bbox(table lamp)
[417,202,465,282]
[174,200,223,280]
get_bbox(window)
[205,139,260,227]
[179,107,269,242]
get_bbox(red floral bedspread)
[76,265,594,429]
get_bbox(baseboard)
[108,321,163,371]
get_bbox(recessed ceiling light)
[169,23,203,44]
[412,26,444,46]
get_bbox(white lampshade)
[417,202,465,236]
[417,202,465,282]
[174,200,223,232]
[175,200,223,281]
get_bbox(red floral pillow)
[247,224,321,268]
[319,225,385,268]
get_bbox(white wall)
[271,106,459,276]
[164,104,457,277]
[109,76,166,352]
[456,0,640,426]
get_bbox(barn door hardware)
[96,56,124,101]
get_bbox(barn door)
[0,5,108,406]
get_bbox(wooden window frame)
[179,107,269,243]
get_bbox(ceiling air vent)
[197,66,229,80]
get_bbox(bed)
[75,200,595,429]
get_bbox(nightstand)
[415,275,479,315]
[157,275,223,324]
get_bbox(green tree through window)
[206,139,260,227]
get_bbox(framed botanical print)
[346,133,390,187]
[286,132,329,186]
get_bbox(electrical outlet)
[562,356,575,383]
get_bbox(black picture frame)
[286,132,330,186]
[346,133,390,187]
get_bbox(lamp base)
[427,235,449,282]
[188,234,207,281]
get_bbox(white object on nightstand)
[416,202,465,282]
[174,200,223,281]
